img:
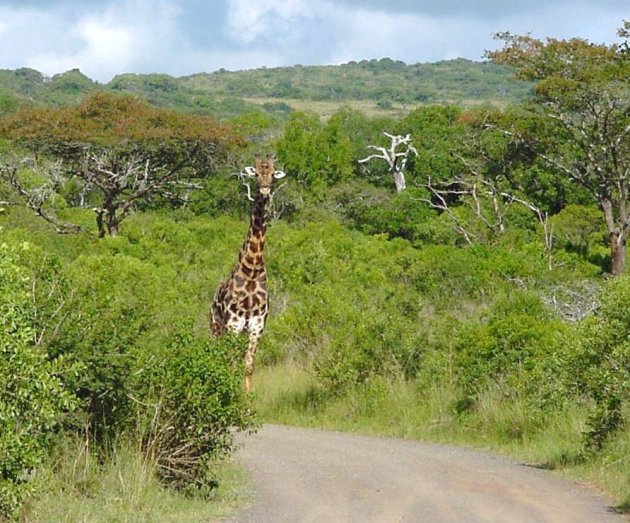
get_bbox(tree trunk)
[104,203,120,237]
[602,198,627,275]
[108,214,119,236]
[95,209,106,238]
[611,236,626,276]
[393,169,406,192]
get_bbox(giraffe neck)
[235,191,269,278]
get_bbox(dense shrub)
[135,326,254,490]
[262,221,425,391]
[567,276,630,449]
[46,252,178,438]
[454,292,569,412]
[0,242,75,520]
[330,183,443,243]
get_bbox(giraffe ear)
[273,170,286,179]
[243,166,257,178]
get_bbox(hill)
[0,58,530,119]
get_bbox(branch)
[360,132,418,192]
[0,156,82,234]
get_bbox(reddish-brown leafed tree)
[1,93,245,236]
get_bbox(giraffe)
[210,154,285,393]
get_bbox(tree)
[275,111,354,196]
[359,132,418,192]
[487,23,630,274]
[0,155,82,234]
[1,93,244,236]
[415,114,555,259]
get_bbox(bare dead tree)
[359,132,418,192]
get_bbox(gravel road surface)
[224,424,626,523]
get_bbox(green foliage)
[136,326,254,490]
[0,241,75,520]
[183,59,529,106]
[0,60,529,121]
[567,276,630,450]
[47,252,175,438]
[0,89,20,116]
[1,93,245,237]
[398,105,464,183]
[0,212,255,516]
[489,29,630,274]
[191,172,252,218]
[454,292,568,412]
[229,109,283,142]
[260,220,424,390]
[330,183,440,243]
[552,205,605,251]
[551,204,608,268]
[1,92,243,150]
[33,213,254,446]
[47,69,98,103]
[275,111,354,195]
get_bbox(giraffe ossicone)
[210,154,283,393]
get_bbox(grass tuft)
[22,434,250,522]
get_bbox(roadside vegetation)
[0,23,628,520]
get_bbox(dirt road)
[224,424,625,523]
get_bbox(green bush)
[135,326,254,490]
[47,252,178,439]
[42,215,240,439]
[454,291,569,412]
[27,214,256,477]
[0,241,75,520]
[262,220,424,392]
[330,183,441,243]
[567,276,630,449]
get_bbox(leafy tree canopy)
[0,93,246,237]
[1,92,244,152]
[486,23,630,274]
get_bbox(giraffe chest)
[214,276,268,334]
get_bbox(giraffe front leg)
[244,320,265,393]
[244,334,259,393]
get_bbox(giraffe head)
[242,154,285,196]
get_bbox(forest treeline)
[0,24,628,520]
[0,58,530,119]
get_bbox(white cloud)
[27,16,137,78]
[223,1,499,66]
[226,0,318,44]
[0,0,625,82]
[2,1,183,82]
[327,8,461,63]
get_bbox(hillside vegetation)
[0,25,628,522]
[0,58,530,119]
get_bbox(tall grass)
[254,363,630,511]
[22,435,250,522]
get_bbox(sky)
[0,0,627,83]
